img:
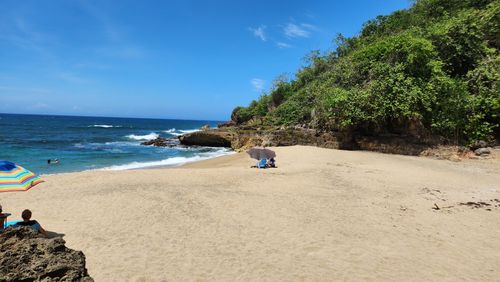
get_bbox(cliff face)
[0,227,94,282]
[178,127,338,150]
[178,130,233,147]
[176,126,439,156]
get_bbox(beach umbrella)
[0,161,44,192]
[246,147,276,160]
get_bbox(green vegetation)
[232,0,500,144]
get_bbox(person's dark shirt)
[15,220,39,227]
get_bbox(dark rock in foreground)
[470,140,488,150]
[474,147,491,156]
[0,227,93,282]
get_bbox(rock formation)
[176,125,446,155]
[142,125,486,158]
[0,227,93,282]
[141,137,180,147]
[178,130,233,147]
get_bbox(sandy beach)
[1,146,499,281]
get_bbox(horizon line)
[0,112,227,123]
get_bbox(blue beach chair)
[257,159,267,169]
[6,220,41,231]
[4,220,21,228]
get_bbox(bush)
[270,89,314,126]
[231,106,253,124]
[230,0,500,143]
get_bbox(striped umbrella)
[0,161,44,192]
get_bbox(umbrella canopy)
[0,161,43,192]
[246,147,276,160]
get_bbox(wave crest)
[99,148,234,171]
[163,128,201,136]
[89,124,120,128]
[126,133,159,141]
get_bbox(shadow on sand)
[46,230,65,239]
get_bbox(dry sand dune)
[2,146,499,281]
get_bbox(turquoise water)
[0,113,232,174]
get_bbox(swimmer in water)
[47,159,59,164]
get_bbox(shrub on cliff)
[233,0,500,144]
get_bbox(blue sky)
[0,0,411,121]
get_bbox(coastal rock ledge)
[178,130,233,147]
[178,127,341,150]
[0,227,94,282]
[177,126,447,156]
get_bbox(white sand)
[2,146,499,281]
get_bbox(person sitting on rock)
[14,209,47,237]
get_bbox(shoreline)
[37,144,500,177]
[39,148,236,177]
[2,145,499,280]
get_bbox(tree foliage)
[232,0,500,143]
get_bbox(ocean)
[0,113,232,174]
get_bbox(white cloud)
[284,23,315,38]
[249,25,267,41]
[30,102,50,109]
[78,0,123,42]
[79,1,144,60]
[305,12,316,19]
[95,45,144,60]
[251,78,265,92]
[0,16,57,59]
[276,42,292,49]
[300,23,316,30]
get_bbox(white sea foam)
[104,141,140,147]
[126,133,159,141]
[179,129,200,134]
[163,128,202,136]
[89,124,120,128]
[165,132,182,136]
[99,148,234,171]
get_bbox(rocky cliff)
[178,130,233,147]
[176,126,442,156]
[0,227,93,282]
[177,127,337,150]
[139,124,494,158]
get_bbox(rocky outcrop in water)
[141,137,180,147]
[0,227,93,282]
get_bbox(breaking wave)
[126,133,159,141]
[88,124,121,128]
[99,148,234,171]
[163,128,201,136]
